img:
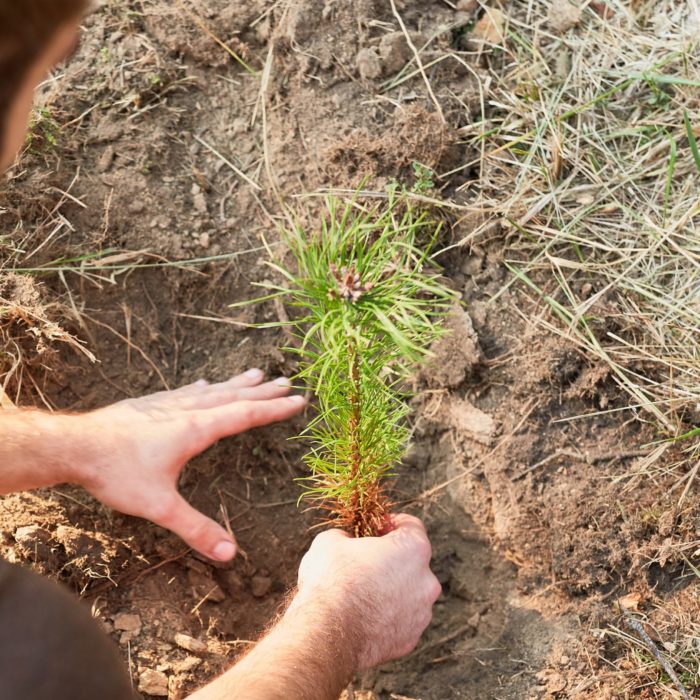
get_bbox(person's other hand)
[295,514,441,670]
[78,369,305,561]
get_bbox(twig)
[619,607,691,700]
[388,0,445,123]
[193,135,262,192]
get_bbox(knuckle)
[429,576,442,601]
[186,411,208,439]
[146,494,179,527]
[414,535,432,561]
[242,400,263,424]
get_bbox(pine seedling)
[247,193,456,536]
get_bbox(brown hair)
[0,0,88,151]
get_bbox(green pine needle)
[243,192,456,535]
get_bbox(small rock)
[138,669,169,697]
[198,232,210,248]
[193,192,208,214]
[127,199,146,214]
[378,32,411,75]
[113,612,142,635]
[356,47,382,80]
[473,7,506,45]
[174,633,207,654]
[547,0,582,32]
[173,656,202,673]
[617,592,642,611]
[250,575,272,598]
[447,397,495,446]
[14,525,52,560]
[456,0,477,10]
[97,145,115,173]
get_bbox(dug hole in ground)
[1,1,699,699]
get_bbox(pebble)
[547,0,582,32]
[127,199,146,214]
[14,525,51,559]
[356,47,382,80]
[174,633,207,654]
[378,32,410,75]
[251,575,272,598]
[193,192,208,214]
[221,570,245,595]
[113,612,142,634]
[173,656,202,673]
[138,669,169,697]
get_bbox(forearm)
[0,409,89,493]
[189,593,359,700]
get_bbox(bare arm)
[189,515,441,700]
[0,369,306,561]
[0,409,86,493]
[189,596,358,700]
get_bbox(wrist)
[52,411,102,487]
[0,410,93,492]
[284,586,364,673]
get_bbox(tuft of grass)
[0,272,94,407]
[240,193,455,535]
[25,107,60,154]
[458,0,700,462]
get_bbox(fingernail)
[274,376,291,387]
[212,540,236,561]
[244,368,263,378]
[194,379,208,387]
[287,395,306,405]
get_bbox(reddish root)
[321,480,392,538]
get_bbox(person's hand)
[76,369,305,561]
[294,514,441,670]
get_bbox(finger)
[385,514,432,561]
[385,513,427,536]
[160,370,266,408]
[154,493,237,562]
[187,377,293,410]
[313,528,352,545]
[198,395,307,442]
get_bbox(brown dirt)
[1,1,698,699]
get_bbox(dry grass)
[592,578,700,697]
[436,2,700,695]
[0,271,94,407]
[454,0,699,459]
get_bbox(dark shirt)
[0,557,135,700]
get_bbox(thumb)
[154,493,237,562]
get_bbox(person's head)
[0,0,88,170]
